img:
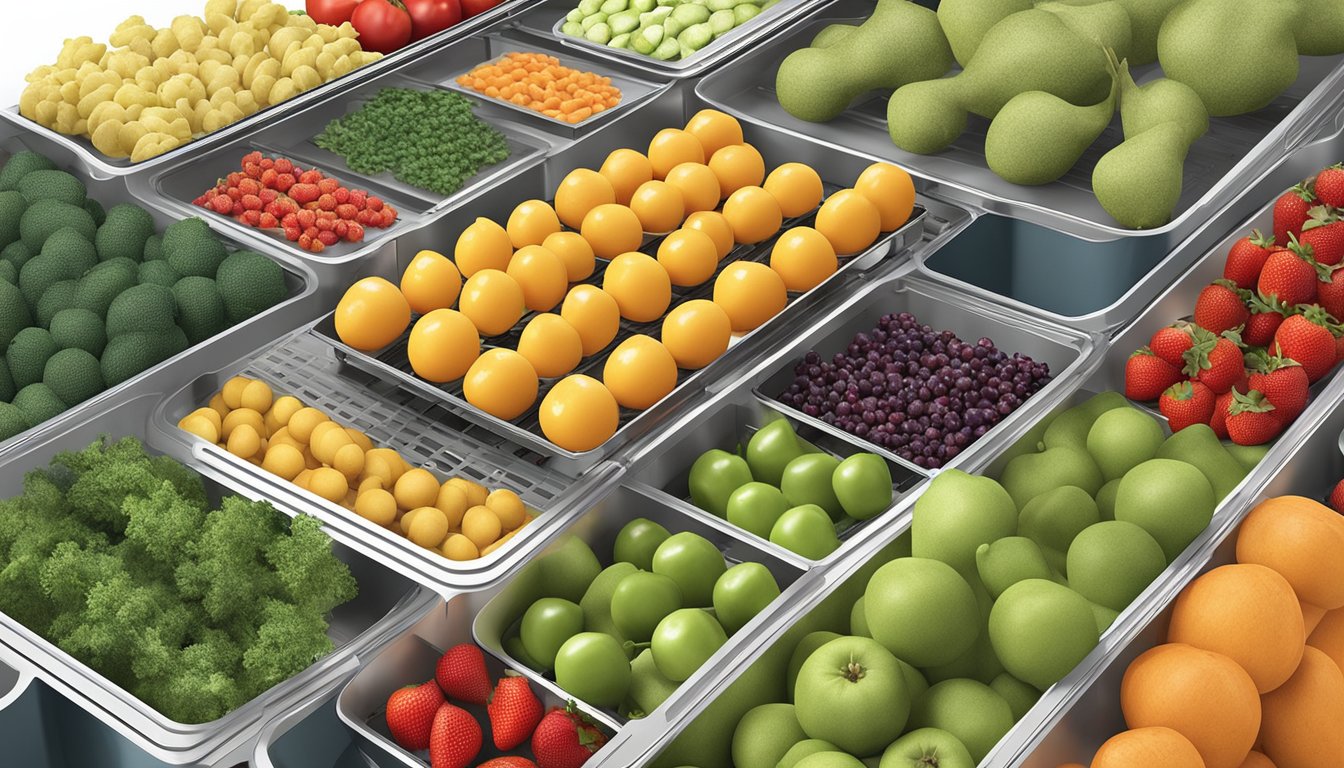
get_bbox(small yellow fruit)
[221,376,252,409]
[287,407,329,443]
[447,478,488,509]
[395,468,441,510]
[462,505,503,550]
[344,428,375,452]
[308,467,350,504]
[442,534,480,561]
[221,408,263,440]
[179,414,219,443]
[261,443,304,480]
[240,380,273,413]
[436,483,469,530]
[486,489,526,531]
[354,488,397,526]
[332,443,366,480]
[227,423,261,459]
[270,396,303,426]
[406,506,450,549]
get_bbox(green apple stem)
[841,656,866,683]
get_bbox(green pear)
[976,537,1055,599]
[935,0,1033,65]
[1086,406,1166,481]
[1092,602,1120,633]
[865,557,981,668]
[1225,442,1270,473]
[777,0,953,123]
[630,648,680,715]
[1093,121,1194,229]
[1285,0,1344,54]
[810,23,856,48]
[781,453,845,521]
[1042,392,1131,453]
[990,672,1041,720]
[1112,51,1208,143]
[989,579,1100,690]
[1114,458,1215,561]
[908,679,1014,763]
[580,562,638,652]
[538,536,603,604]
[1018,485,1101,571]
[922,585,1003,686]
[985,77,1116,186]
[912,469,1018,578]
[732,703,807,768]
[1038,1,1134,63]
[1157,0,1300,116]
[689,449,753,518]
[1095,478,1121,521]
[1113,0,1185,64]
[1154,423,1246,501]
[1000,446,1103,509]
[1067,520,1167,611]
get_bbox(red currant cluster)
[192,151,397,253]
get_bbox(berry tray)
[0,390,440,766]
[693,0,1344,333]
[137,28,673,274]
[0,122,321,466]
[306,106,939,472]
[154,332,621,592]
[0,0,547,178]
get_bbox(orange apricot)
[1236,496,1344,610]
[1259,646,1344,768]
[1092,727,1207,768]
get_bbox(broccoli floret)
[0,190,26,249]
[20,199,96,252]
[122,482,206,571]
[241,597,335,694]
[216,250,287,324]
[84,198,106,228]
[7,327,57,389]
[172,276,227,344]
[163,218,227,278]
[267,514,357,616]
[0,360,15,402]
[142,234,163,262]
[49,308,107,356]
[0,278,31,353]
[151,629,245,723]
[43,347,104,407]
[18,170,86,207]
[39,538,123,623]
[105,283,177,338]
[36,279,76,328]
[54,574,191,688]
[175,495,283,628]
[95,204,155,262]
[73,260,136,317]
[0,151,56,191]
[61,452,163,532]
[2,240,32,270]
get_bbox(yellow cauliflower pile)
[19,0,382,162]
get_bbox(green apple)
[832,453,894,520]
[988,579,1099,690]
[909,679,1013,762]
[747,417,806,486]
[779,739,842,768]
[504,632,542,670]
[713,562,781,634]
[554,632,632,708]
[652,608,728,682]
[689,448,753,517]
[1113,458,1215,562]
[787,631,843,700]
[614,517,671,570]
[1041,392,1129,452]
[652,531,727,607]
[727,482,790,539]
[850,597,870,637]
[794,635,911,756]
[999,446,1103,509]
[864,557,980,668]
[796,753,865,768]
[781,453,845,520]
[520,597,583,671]
[1154,423,1246,501]
[629,648,679,715]
[912,469,1017,578]
[1018,485,1100,572]
[1091,602,1119,633]
[731,702,807,768]
[975,537,1054,600]
[536,535,602,603]
[612,571,683,642]
[1086,406,1164,481]
[1066,520,1166,611]
[989,672,1041,721]
[879,727,975,768]
[581,562,638,648]
[771,504,841,560]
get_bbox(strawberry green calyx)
[1180,326,1219,377]
[1247,228,1277,249]
[1300,304,1344,336]
[1164,380,1197,401]
[1229,389,1276,416]
[1286,232,1335,282]
[1303,206,1340,231]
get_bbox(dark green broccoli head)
[43,347,104,407]
[215,250,288,324]
[163,218,227,278]
[95,204,156,263]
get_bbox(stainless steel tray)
[0,121,321,465]
[0,390,441,766]
[306,111,933,468]
[510,0,838,79]
[136,29,673,273]
[694,0,1344,332]
[0,0,547,179]
[154,331,623,592]
[1006,376,1344,768]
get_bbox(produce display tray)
[693,0,1344,331]
[0,0,547,179]
[0,391,441,766]
[0,122,321,464]
[510,0,837,78]
[155,331,622,591]
[138,29,673,269]
[308,114,937,469]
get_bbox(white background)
[0,1,241,106]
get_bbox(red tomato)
[350,0,413,53]
[404,0,463,40]
[460,0,503,17]
[306,0,360,25]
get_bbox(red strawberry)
[1249,356,1309,422]
[1316,164,1344,208]
[1274,307,1340,382]
[478,759,539,768]
[1320,265,1344,322]
[436,644,491,705]
[1300,219,1344,267]
[1226,390,1283,446]
[386,681,445,751]
[429,702,482,768]
[1183,334,1244,394]
[1329,478,1344,513]
[1149,322,1197,368]
[1274,182,1317,245]
[1125,348,1185,401]
[1210,390,1234,439]
[1159,380,1216,432]
[1244,292,1289,348]
[1223,229,1276,288]
[1193,280,1250,334]
[532,703,608,768]
[1258,245,1320,307]
[487,675,543,751]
